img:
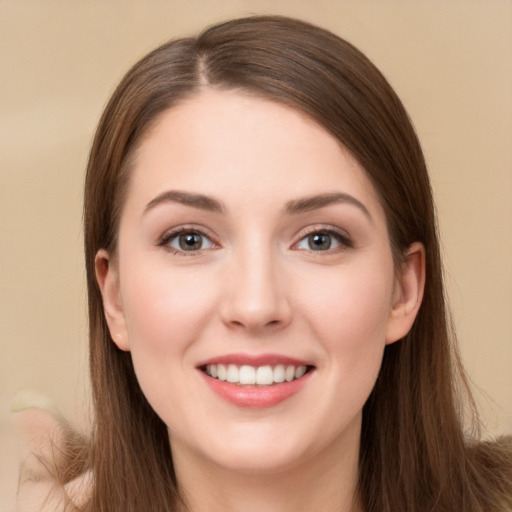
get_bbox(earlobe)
[95,249,130,351]
[385,242,426,345]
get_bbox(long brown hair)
[78,15,512,512]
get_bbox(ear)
[385,242,426,345]
[95,249,130,351]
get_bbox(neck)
[172,420,363,512]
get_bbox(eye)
[163,229,216,253]
[294,229,351,252]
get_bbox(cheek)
[304,263,393,340]
[120,262,219,356]
[298,256,395,383]
[118,263,221,419]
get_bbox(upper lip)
[196,353,313,368]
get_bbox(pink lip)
[196,353,311,367]
[196,353,314,409]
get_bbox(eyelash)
[293,226,353,253]
[158,225,353,256]
[158,226,218,256]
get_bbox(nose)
[219,242,292,334]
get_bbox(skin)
[96,89,425,512]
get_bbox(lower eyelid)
[158,226,353,254]
[172,233,214,250]
[158,227,218,252]
[294,228,353,250]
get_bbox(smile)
[204,364,308,386]
[197,355,315,408]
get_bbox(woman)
[16,15,512,512]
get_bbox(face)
[97,90,423,476]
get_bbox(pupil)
[179,233,202,250]
[309,233,331,250]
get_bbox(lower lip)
[199,370,313,409]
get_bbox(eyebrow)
[144,190,224,214]
[285,193,372,220]
[144,189,371,220]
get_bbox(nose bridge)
[221,234,291,331]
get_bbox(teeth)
[226,364,239,383]
[295,365,307,379]
[256,366,273,385]
[239,365,256,385]
[273,364,285,383]
[205,363,308,386]
[217,364,227,381]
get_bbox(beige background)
[1,1,511,509]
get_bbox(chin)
[198,425,321,475]
[212,447,305,475]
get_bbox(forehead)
[125,89,384,220]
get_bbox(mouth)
[196,354,315,407]
[200,363,314,387]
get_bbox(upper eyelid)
[156,223,353,249]
[293,224,351,241]
[292,225,353,250]
[158,224,217,244]
[159,227,218,257]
